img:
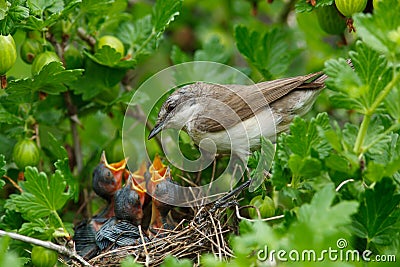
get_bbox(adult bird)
[148,72,327,156]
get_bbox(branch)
[77,27,96,50]
[0,230,92,267]
[64,91,83,174]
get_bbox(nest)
[84,205,238,266]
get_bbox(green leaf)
[286,113,330,158]
[0,236,23,267]
[152,0,182,36]
[23,0,81,31]
[46,133,68,160]
[0,154,5,189]
[351,178,400,250]
[0,0,11,20]
[84,46,136,69]
[117,15,153,54]
[271,134,292,189]
[18,219,54,239]
[297,184,359,235]
[385,85,400,120]
[0,1,29,35]
[353,0,400,59]
[0,103,23,124]
[235,25,297,80]
[171,45,191,64]
[109,90,149,107]
[194,36,231,64]
[27,0,63,15]
[121,256,142,267]
[160,255,193,267]
[324,42,393,113]
[295,0,333,13]
[69,59,125,100]
[363,116,392,156]
[55,158,79,202]
[288,155,322,178]
[249,137,275,192]
[6,167,70,220]
[325,154,352,174]
[7,62,83,102]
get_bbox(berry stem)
[0,74,7,89]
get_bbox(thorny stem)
[0,230,92,267]
[64,91,83,173]
[77,27,96,49]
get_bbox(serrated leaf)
[54,158,79,202]
[324,42,393,113]
[85,47,137,69]
[6,167,70,220]
[235,25,297,80]
[171,45,191,64]
[385,86,400,120]
[351,178,400,249]
[249,137,275,192]
[295,0,333,13]
[23,0,80,31]
[0,0,11,20]
[117,15,153,53]
[297,184,359,233]
[286,113,330,158]
[0,1,29,34]
[194,36,231,64]
[160,255,193,267]
[363,116,392,156]
[271,134,292,189]
[46,133,68,159]
[70,58,125,100]
[0,103,23,124]
[353,0,400,58]
[27,0,63,15]
[6,62,83,102]
[152,0,182,36]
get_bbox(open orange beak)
[149,154,166,177]
[132,161,147,190]
[100,151,128,183]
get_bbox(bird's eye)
[166,102,176,112]
[105,169,113,179]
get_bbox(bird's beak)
[148,122,163,140]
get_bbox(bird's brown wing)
[194,72,327,133]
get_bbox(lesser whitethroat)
[148,71,327,156]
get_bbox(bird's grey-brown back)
[154,71,327,139]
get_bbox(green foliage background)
[0,0,399,266]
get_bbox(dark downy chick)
[74,152,127,259]
[147,166,177,237]
[95,175,149,251]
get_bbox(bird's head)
[148,83,202,140]
[114,174,145,225]
[92,151,128,201]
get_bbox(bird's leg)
[209,178,251,213]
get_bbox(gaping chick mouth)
[101,151,128,171]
